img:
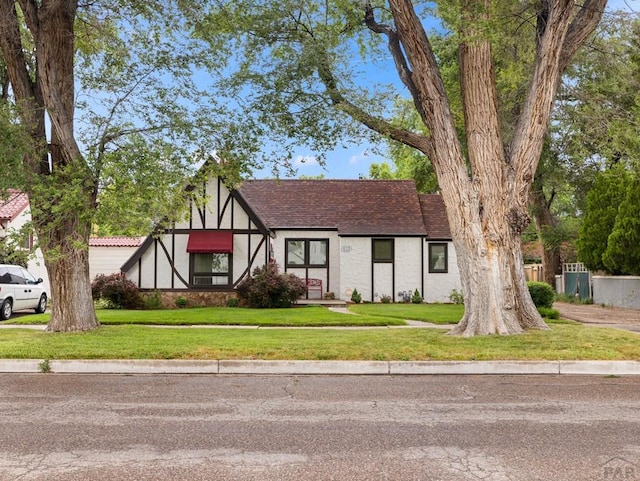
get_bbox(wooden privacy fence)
[524,264,543,282]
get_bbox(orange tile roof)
[0,189,29,222]
[89,236,144,247]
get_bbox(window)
[285,239,328,267]
[191,253,231,286]
[428,243,448,273]
[372,239,394,262]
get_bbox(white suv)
[0,264,48,320]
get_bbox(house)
[0,190,50,292]
[121,176,462,305]
[88,236,144,281]
[1,191,145,294]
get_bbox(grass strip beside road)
[1,320,639,361]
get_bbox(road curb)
[2,359,640,375]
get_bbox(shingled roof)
[238,179,431,236]
[419,194,451,239]
[0,190,29,222]
[89,236,144,247]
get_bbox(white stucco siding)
[155,236,174,289]
[171,234,190,289]
[89,246,138,281]
[393,237,423,300]
[373,263,393,302]
[139,240,157,289]
[423,241,462,303]
[232,233,268,284]
[125,263,139,286]
[230,199,251,230]
[339,237,371,301]
[206,178,232,229]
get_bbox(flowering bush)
[236,264,306,308]
[91,272,143,309]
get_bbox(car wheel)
[35,294,47,314]
[0,299,12,321]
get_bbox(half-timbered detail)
[121,176,462,305]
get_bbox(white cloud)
[293,155,319,167]
[348,152,367,165]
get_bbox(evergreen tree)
[603,173,640,275]
[577,165,630,273]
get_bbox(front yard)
[2,304,640,361]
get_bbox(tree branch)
[363,2,428,123]
[315,52,433,158]
[509,0,594,204]
[559,0,608,72]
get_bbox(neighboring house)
[89,236,144,281]
[121,176,462,305]
[1,191,145,295]
[0,190,50,293]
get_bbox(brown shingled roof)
[0,190,29,222]
[238,179,428,236]
[419,194,452,239]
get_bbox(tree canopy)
[191,0,607,336]
[0,0,247,330]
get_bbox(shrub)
[449,288,464,305]
[91,273,143,309]
[350,289,362,304]
[537,307,560,319]
[175,296,188,308]
[236,264,306,308]
[380,294,392,304]
[143,291,163,310]
[411,288,423,304]
[226,298,239,307]
[324,291,336,300]
[527,281,555,309]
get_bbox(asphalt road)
[1,374,639,481]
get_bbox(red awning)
[186,231,233,253]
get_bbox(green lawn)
[4,304,634,361]
[0,320,639,360]
[13,306,406,327]
[14,303,465,326]
[348,303,465,324]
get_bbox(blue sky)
[252,0,637,181]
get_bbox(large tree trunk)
[381,0,604,335]
[0,0,99,331]
[41,213,99,332]
[448,206,546,336]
